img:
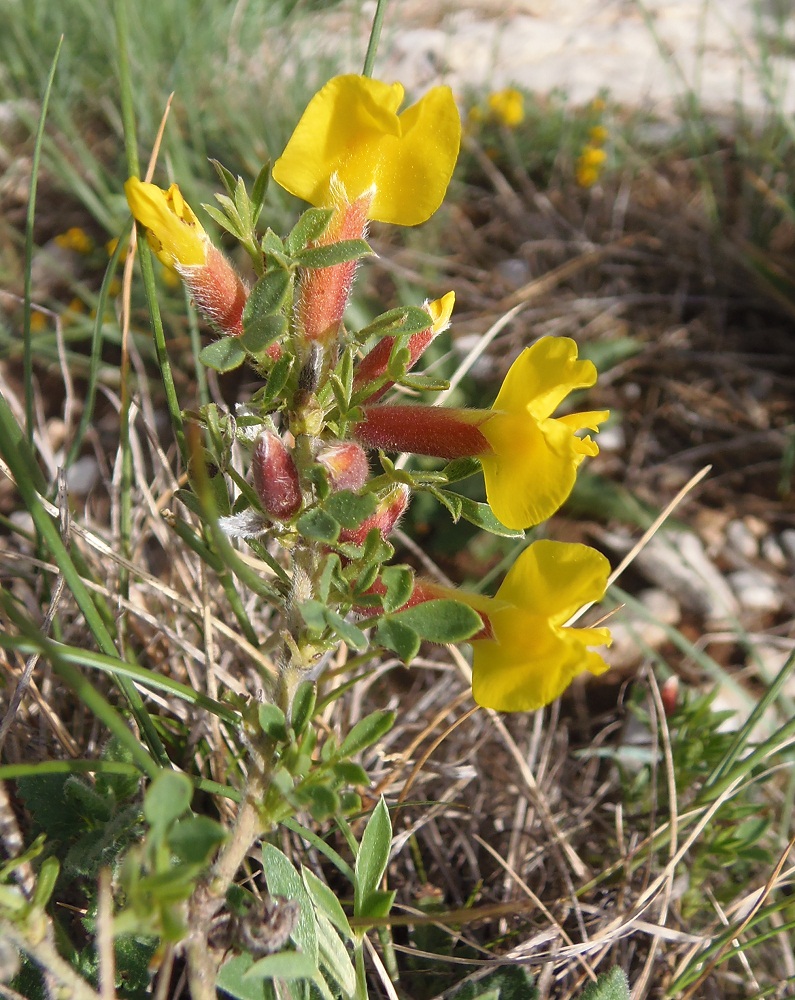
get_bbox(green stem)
[24,37,63,446]
[362,0,388,78]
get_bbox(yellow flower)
[124,177,207,268]
[477,337,608,529]
[427,290,455,333]
[487,88,524,128]
[588,124,609,146]
[54,227,93,254]
[272,74,461,227]
[469,540,612,711]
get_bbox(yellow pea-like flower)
[272,75,461,227]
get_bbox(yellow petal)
[493,337,598,423]
[272,75,461,226]
[477,411,574,528]
[427,290,455,333]
[124,177,206,268]
[470,541,611,711]
[496,539,611,623]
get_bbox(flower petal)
[124,177,206,267]
[493,337,598,423]
[478,411,581,528]
[272,75,460,226]
[496,539,611,623]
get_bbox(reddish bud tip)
[339,483,410,545]
[317,442,370,492]
[252,431,302,521]
[660,675,680,717]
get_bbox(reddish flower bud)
[317,442,369,492]
[339,484,410,545]
[354,404,489,460]
[660,675,680,717]
[180,243,248,336]
[353,292,454,401]
[252,431,302,521]
[294,190,371,346]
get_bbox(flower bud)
[317,442,369,492]
[339,484,410,546]
[352,292,454,401]
[252,431,302,521]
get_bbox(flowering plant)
[120,60,612,997]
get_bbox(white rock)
[639,587,680,626]
[595,422,625,452]
[726,518,758,560]
[728,569,783,615]
[494,257,531,289]
[761,535,787,570]
[631,530,739,626]
[778,529,795,564]
[65,456,100,496]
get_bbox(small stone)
[595,422,625,452]
[725,518,758,560]
[495,257,531,289]
[728,569,783,615]
[779,529,795,564]
[761,535,787,570]
[639,587,680,626]
[65,455,100,496]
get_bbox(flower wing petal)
[497,540,611,622]
[493,337,598,422]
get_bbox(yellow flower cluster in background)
[467,87,525,131]
[54,227,94,254]
[576,98,610,188]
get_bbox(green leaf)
[210,158,238,199]
[260,844,318,964]
[385,599,483,644]
[241,314,287,357]
[299,600,328,634]
[580,968,630,1000]
[169,816,227,864]
[218,954,275,1000]
[355,887,396,922]
[259,354,293,407]
[398,373,450,392]
[31,856,59,910]
[332,761,370,789]
[295,239,372,269]
[354,797,391,917]
[301,867,353,941]
[285,208,333,254]
[261,229,286,255]
[356,306,431,341]
[323,491,377,529]
[322,609,368,652]
[199,337,247,373]
[250,162,271,223]
[375,619,420,663]
[244,952,318,982]
[315,909,356,995]
[442,457,481,483]
[317,553,341,604]
[143,771,192,831]
[202,203,245,240]
[302,784,340,822]
[259,704,289,742]
[291,682,316,738]
[452,495,526,538]
[339,711,395,759]
[379,565,413,613]
[297,508,340,543]
[245,268,291,320]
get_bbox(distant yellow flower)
[487,88,524,128]
[272,74,461,226]
[124,178,207,268]
[469,540,612,711]
[588,124,609,146]
[576,145,607,188]
[54,227,93,254]
[29,311,47,332]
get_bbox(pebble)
[494,257,531,289]
[65,455,100,497]
[595,422,625,453]
[761,535,787,570]
[728,569,783,616]
[779,529,795,564]
[725,518,758,560]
